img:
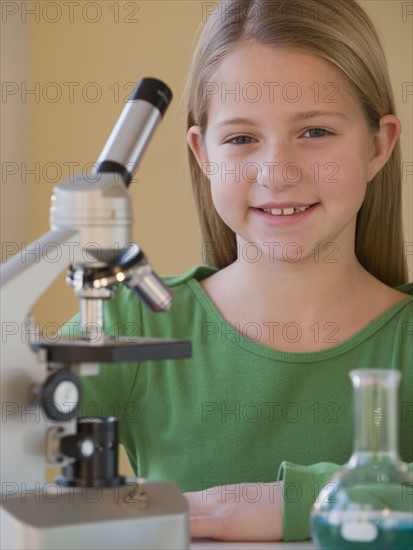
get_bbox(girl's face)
[188,42,395,263]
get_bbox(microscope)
[0,78,191,549]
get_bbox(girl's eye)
[225,135,255,145]
[302,128,332,138]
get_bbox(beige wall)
[2,0,412,331]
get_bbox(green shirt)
[77,265,413,541]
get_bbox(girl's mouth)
[257,203,318,217]
[260,205,313,216]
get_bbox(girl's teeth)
[262,206,311,216]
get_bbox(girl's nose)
[257,146,301,191]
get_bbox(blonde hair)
[186,0,407,286]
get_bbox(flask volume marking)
[374,406,382,427]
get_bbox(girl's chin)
[235,240,324,265]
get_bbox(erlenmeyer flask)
[311,369,413,549]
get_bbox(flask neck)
[350,370,400,463]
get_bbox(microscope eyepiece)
[130,77,172,115]
[94,77,173,186]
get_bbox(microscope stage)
[31,336,192,363]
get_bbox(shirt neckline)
[187,274,412,363]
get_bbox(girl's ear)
[367,114,401,181]
[187,126,209,169]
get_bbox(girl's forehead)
[214,42,344,85]
[206,42,360,116]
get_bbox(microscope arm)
[1,228,79,324]
[0,228,79,489]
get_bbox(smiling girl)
[79,0,412,543]
[187,41,406,354]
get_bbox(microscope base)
[1,480,189,550]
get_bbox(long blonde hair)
[186,0,407,286]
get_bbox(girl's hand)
[184,481,284,541]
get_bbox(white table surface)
[191,539,315,549]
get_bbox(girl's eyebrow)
[214,111,347,129]
[290,110,347,122]
[214,117,256,129]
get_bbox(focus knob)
[39,369,82,422]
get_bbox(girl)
[81,0,412,542]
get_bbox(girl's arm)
[185,460,413,542]
[185,481,284,541]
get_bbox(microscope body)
[0,79,190,549]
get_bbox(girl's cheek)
[209,184,237,224]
